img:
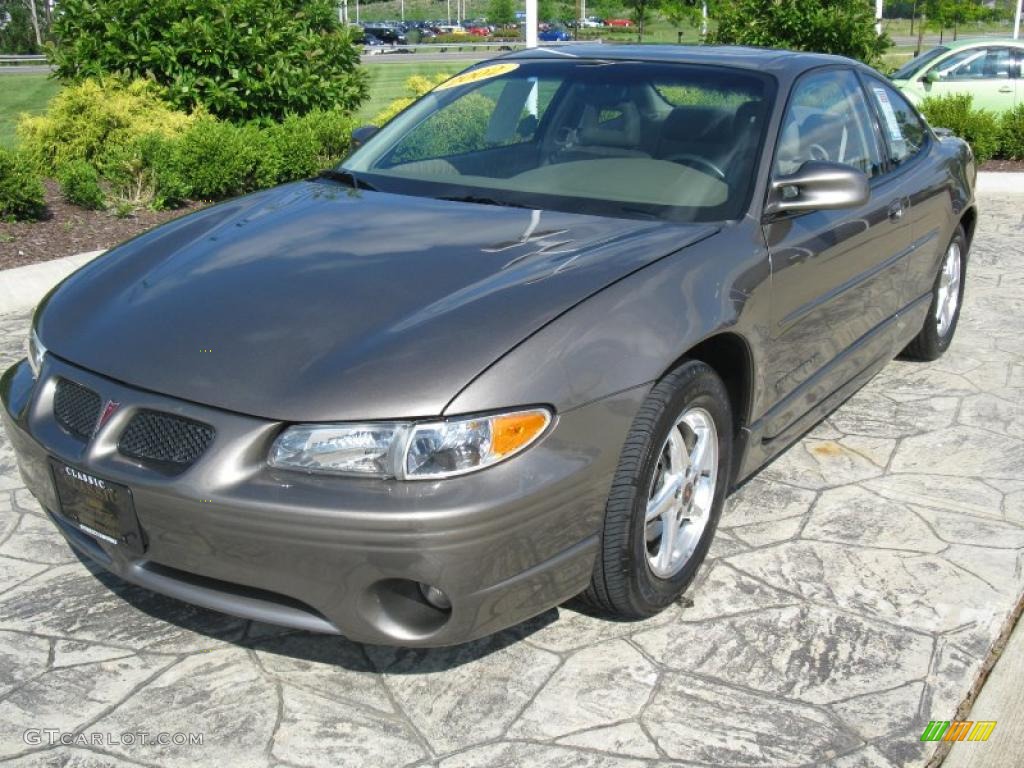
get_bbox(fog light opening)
[419,583,452,612]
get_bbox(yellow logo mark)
[921,720,997,742]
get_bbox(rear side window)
[865,78,928,167]
[933,47,1013,80]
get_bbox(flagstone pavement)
[0,188,1021,768]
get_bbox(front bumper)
[2,355,644,646]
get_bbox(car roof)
[939,36,1024,50]
[499,44,868,75]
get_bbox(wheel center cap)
[682,483,694,506]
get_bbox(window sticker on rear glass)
[435,63,520,91]
[873,87,904,142]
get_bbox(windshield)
[343,59,775,222]
[892,46,949,80]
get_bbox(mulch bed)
[980,159,1024,173]
[0,181,204,271]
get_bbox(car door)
[761,67,912,441]
[924,46,1017,111]
[862,76,951,310]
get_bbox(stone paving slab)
[0,189,1021,767]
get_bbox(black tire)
[583,360,733,619]
[902,225,967,362]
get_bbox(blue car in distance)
[539,27,572,42]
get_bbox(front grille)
[53,378,102,439]
[118,410,215,468]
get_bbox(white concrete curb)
[0,249,106,316]
[975,171,1023,195]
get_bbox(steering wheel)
[667,154,727,181]
[808,143,830,162]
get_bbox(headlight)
[404,409,551,479]
[268,407,551,480]
[268,422,409,477]
[26,327,46,378]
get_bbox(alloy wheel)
[645,406,719,579]
[936,241,962,337]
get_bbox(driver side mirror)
[922,70,940,84]
[764,161,870,218]
[350,125,379,151]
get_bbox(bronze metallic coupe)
[2,46,975,646]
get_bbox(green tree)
[709,0,890,65]
[48,0,367,123]
[489,0,517,26]
[623,0,661,39]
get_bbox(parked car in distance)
[356,31,384,48]
[538,26,572,42]
[363,25,407,45]
[606,18,633,27]
[579,16,604,28]
[890,37,1024,111]
[4,46,975,647]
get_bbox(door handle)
[998,85,1013,93]
[888,200,904,221]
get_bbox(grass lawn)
[357,59,471,121]
[0,73,60,149]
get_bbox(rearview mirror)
[350,125,379,151]
[922,70,940,84]
[764,161,870,218]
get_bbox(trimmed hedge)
[57,160,106,210]
[17,79,355,212]
[1000,105,1024,161]
[0,147,47,221]
[919,94,1001,163]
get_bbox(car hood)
[38,180,718,422]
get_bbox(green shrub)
[269,109,355,183]
[49,0,368,122]
[999,105,1024,161]
[919,94,1001,163]
[57,159,105,210]
[0,147,47,221]
[709,0,890,65]
[17,79,194,174]
[158,118,280,200]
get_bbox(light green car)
[890,37,1024,112]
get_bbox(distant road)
[0,65,52,75]
[362,51,491,63]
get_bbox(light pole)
[875,0,883,36]
[1015,0,1022,40]
[526,0,537,47]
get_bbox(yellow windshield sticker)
[434,63,520,91]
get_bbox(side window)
[935,47,1012,81]
[773,69,884,178]
[865,79,928,167]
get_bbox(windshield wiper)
[318,169,377,191]
[439,194,531,209]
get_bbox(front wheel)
[902,226,967,362]
[583,360,732,619]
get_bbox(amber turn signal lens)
[491,410,551,456]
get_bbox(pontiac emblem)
[94,400,121,435]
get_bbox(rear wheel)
[583,360,732,618]
[902,226,966,362]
